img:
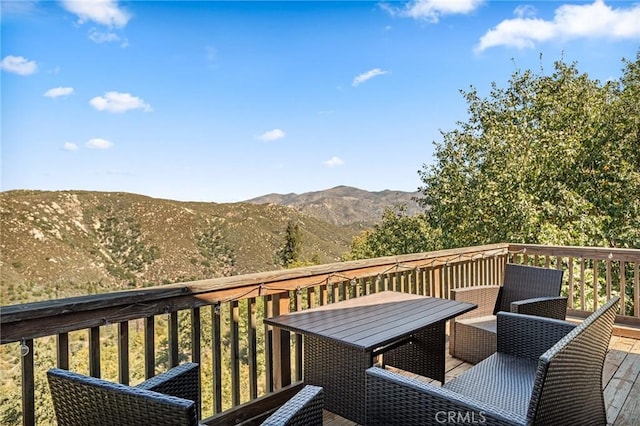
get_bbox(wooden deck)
[322,334,640,426]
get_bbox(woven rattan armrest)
[451,286,500,320]
[496,312,576,359]
[365,367,524,425]
[136,362,200,405]
[510,296,568,320]
[261,385,324,426]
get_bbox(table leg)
[382,321,446,383]
[303,335,370,425]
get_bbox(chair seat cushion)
[443,352,537,420]
[456,315,497,333]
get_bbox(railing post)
[434,266,442,298]
[620,262,626,316]
[272,292,291,390]
[247,298,258,400]
[319,283,327,305]
[568,257,575,310]
[56,332,69,370]
[230,300,240,406]
[118,322,129,385]
[191,308,201,419]
[264,296,273,393]
[21,339,34,426]
[294,290,303,382]
[594,260,600,311]
[212,303,222,413]
[168,311,179,368]
[89,326,100,378]
[144,317,155,379]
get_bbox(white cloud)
[352,68,389,87]
[384,0,484,23]
[323,156,344,167]
[88,28,128,46]
[61,0,131,28]
[477,18,555,51]
[477,0,640,52]
[44,87,74,98]
[63,142,79,151]
[85,138,113,149]
[514,5,537,19]
[258,129,286,141]
[89,91,152,113]
[1,55,37,75]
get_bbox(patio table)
[263,291,476,424]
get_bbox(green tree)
[418,53,640,249]
[345,205,440,260]
[277,221,303,267]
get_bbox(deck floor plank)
[606,339,640,426]
[614,367,640,426]
[605,339,640,425]
[603,336,629,386]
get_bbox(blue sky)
[2,1,639,202]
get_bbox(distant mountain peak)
[245,186,421,226]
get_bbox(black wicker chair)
[450,263,566,364]
[49,362,323,426]
[260,385,324,426]
[48,362,200,426]
[366,296,619,425]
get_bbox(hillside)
[245,185,422,225]
[0,190,363,304]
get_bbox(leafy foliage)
[418,53,640,249]
[345,205,441,260]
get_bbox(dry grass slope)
[0,190,364,304]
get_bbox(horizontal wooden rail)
[509,244,640,262]
[1,243,509,344]
[508,243,640,323]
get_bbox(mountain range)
[0,186,422,304]
[245,185,421,225]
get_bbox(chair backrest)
[136,362,200,407]
[527,296,619,425]
[261,385,324,426]
[47,368,198,426]
[495,264,563,313]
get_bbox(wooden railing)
[1,243,638,425]
[509,244,640,326]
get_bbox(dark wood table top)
[263,291,476,351]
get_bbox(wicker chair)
[48,362,201,426]
[261,385,324,426]
[48,362,323,426]
[366,296,619,425]
[450,263,566,364]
